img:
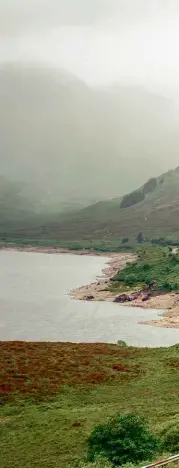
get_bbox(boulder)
[130,291,140,300]
[85,295,94,301]
[114,294,131,303]
[142,294,150,302]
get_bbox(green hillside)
[7,166,179,245]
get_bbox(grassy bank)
[0,342,179,468]
[111,246,179,293]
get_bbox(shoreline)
[71,252,179,330]
[71,252,136,301]
[1,245,179,329]
[0,245,111,256]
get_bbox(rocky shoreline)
[71,253,136,301]
[71,253,179,329]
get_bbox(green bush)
[87,413,159,466]
[143,263,151,271]
[159,281,173,292]
[158,281,179,292]
[117,340,128,347]
[124,275,137,286]
[161,425,179,453]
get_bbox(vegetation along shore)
[72,246,179,329]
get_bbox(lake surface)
[0,250,179,347]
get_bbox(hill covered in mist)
[1,63,179,208]
[11,166,179,243]
[0,174,94,233]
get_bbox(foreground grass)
[0,342,179,468]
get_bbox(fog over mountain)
[1,1,179,210]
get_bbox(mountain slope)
[1,63,179,205]
[14,167,179,242]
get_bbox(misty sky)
[1,0,179,94]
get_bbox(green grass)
[111,246,179,292]
[0,342,179,468]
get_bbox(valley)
[1,4,179,468]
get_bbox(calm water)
[0,251,179,347]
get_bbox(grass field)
[0,342,179,468]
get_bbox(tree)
[136,232,144,243]
[87,413,159,466]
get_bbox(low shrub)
[124,275,137,286]
[143,263,151,271]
